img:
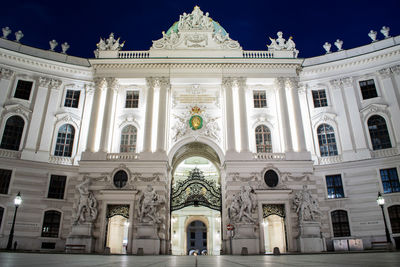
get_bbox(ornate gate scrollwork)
[263,204,285,218]
[171,167,221,211]
[106,204,130,219]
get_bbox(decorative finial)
[334,39,343,51]
[61,42,70,54]
[380,26,390,38]
[368,30,377,42]
[15,30,23,42]
[323,42,331,53]
[2,27,11,39]
[49,39,58,51]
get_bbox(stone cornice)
[0,48,93,81]
[301,47,400,77]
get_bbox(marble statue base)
[132,223,160,255]
[297,221,324,252]
[232,223,259,254]
[65,222,95,253]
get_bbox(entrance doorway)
[169,143,222,255]
[187,220,207,255]
[262,204,287,253]
[105,205,130,254]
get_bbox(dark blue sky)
[2,0,399,58]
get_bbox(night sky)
[2,0,399,59]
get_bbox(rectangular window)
[0,169,12,194]
[64,90,80,108]
[47,175,67,199]
[380,168,400,194]
[359,79,378,100]
[312,90,328,108]
[14,80,33,100]
[125,91,139,108]
[253,90,267,108]
[326,174,344,199]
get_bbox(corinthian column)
[99,78,118,152]
[236,78,250,152]
[276,77,293,152]
[143,78,156,152]
[85,78,106,152]
[287,77,307,152]
[222,78,236,152]
[156,77,170,153]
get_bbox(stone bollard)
[241,247,248,255]
[273,247,280,255]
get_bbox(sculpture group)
[138,185,164,224]
[229,186,257,223]
[293,185,322,222]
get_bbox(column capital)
[84,83,95,96]
[106,77,119,92]
[377,67,393,79]
[0,67,14,80]
[274,77,286,90]
[391,65,400,75]
[233,77,247,90]
[340,77,353,87]
[286,77,299,90]
[222,77,235,89]
[39,77,62,90]
[329,79,342,89]
[94,77,107,91]
[157,77,171,89]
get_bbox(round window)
[264,170,279,188]
[113,170,128,188]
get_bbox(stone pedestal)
[132,223,160,255]
[232,223,259,255]
[65,223,95,253]
[297,221,324,252]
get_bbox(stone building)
[0,7,399,254]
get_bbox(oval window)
[113,170,128,188]
[264,170,279,188]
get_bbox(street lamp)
[6,192,22,250]
[377,192,392,245]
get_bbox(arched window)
[331,210,351,237]
[368,115,391,150]
[120,125,137,153]
[388,205,400,234]
[255,125,272,153]
[0,116,24,151]
[54,124,75,157]
[317,124,338,157]
[41,210,61,238]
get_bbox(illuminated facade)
[0,7,399,254]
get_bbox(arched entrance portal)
[170,142,222,255]
[262,204,287,254]
[105,205,130,254]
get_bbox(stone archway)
[169,141,223,255]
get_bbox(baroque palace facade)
[0,7,400,255]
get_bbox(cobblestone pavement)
[0,252,400,267]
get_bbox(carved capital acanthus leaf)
[378,67,393,79]
[0,67,14,80]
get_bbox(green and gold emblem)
[189,106,203,130]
